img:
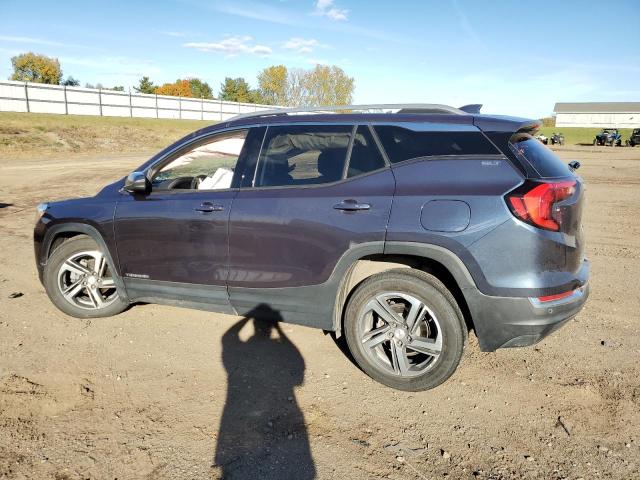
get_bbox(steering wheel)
[190,174,208,190]
[165,176,193,190]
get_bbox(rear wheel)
[43,236,128,318]
[343,269,466,391]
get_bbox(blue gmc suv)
[34,104,589,391]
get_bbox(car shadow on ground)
[213,304,316,479]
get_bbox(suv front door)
[227,124,395,327]
[114,127,263,312]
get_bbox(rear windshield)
[509,133,570,178]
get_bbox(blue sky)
[1,0,639,117]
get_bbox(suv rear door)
[227,123,395,327]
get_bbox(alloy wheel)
[356,292,442,377]
[57,250,118,310]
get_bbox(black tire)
[43,236,128,318]
[343,269,467,391]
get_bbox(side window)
[347,125,386,178]
[509,133,569,178]
[152,129,248,190]
[374,125,499,163]
[255,125,352,187]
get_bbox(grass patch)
[536,127,634,146]
[0,112,213,158]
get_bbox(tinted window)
[347,126,386,178]
[255,125,352,187]
[374,125,498,163]
[509,133,570,178]
[153,129,247,190]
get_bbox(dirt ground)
[0,146,639,480]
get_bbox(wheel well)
[47,232,89,258]
[335,254,475,336]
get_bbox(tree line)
[8,52,354,106]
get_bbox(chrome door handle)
[195,202,224,213]
[333,199,371,211]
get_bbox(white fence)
[0,80,279,121]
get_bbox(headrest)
[317,149,344,181]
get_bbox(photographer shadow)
[214,304,316,479]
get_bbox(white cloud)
[183,36,272,57]
[283,37,321,54]
[314,0,348,21]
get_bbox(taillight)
[506,180,576,231]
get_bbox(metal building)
[553,102,640,128]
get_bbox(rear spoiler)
[473,115,541,133]
[459,104,483,114]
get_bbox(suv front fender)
[36,222,128,300]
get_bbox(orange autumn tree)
[155,79,193,97]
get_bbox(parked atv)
[550,132,565,145]
[536,134,548,145]
[593,128,622,146]
[626,128,640,147]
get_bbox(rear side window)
[347,126,386,178]
[509,133,570,178]
[374,125,498,163]
[255,125,351,187]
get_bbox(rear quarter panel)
[386,156,526,295]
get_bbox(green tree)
[219,77,252,103]
[10,52,62,84]
[61,76,80,86]
[257,65,287,106]
[134,76,156,94]
[111,86,125,91]
[188,78,214,99]
[302,64,354,106]
[249,89,267,104]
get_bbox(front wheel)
[43,236,128,318]
[343,269,466,391]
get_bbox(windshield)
[509,133,570,178]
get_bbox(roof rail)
[228,103,470,122]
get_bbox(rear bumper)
[467,281,589,352]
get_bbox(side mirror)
[124,172,151,195]
[568,160,581,171]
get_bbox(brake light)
[537,290,574,302]
[507,181,576,231]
